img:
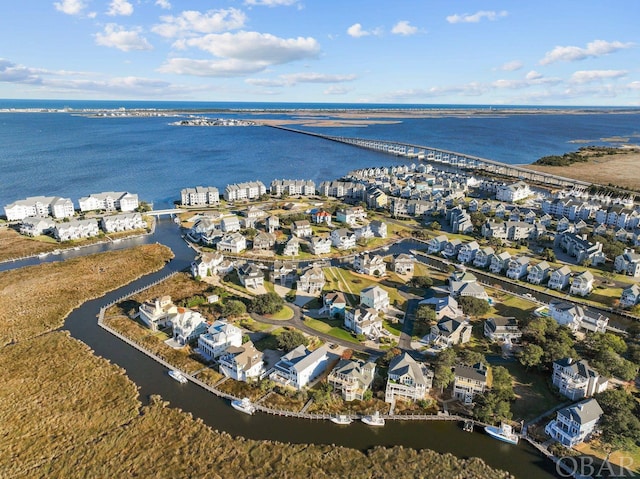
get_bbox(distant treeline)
[533,146,624,166]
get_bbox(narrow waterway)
[48,219,559,478]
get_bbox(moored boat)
[168,369,188,384]
[330,414,353,425]
[231,397,256,415]
[484,422,519,445]
[361,411,385,427]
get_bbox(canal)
[6,218,557,478]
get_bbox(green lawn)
[265,305,294,320]
[383,319,403,337]
[253,327,286,351]
[303,317,360,344]
[324,267,406,307]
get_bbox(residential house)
[481,220,534,241]
[197,320,243,360]
[548,265,572,291]
[442,239,463,259]
[393,254,415,275]
[468,198,479,212]
[494,203,506,218]
[172,308,208,346]
[282,237,301,256]
[448,206,473,234]
[181,186,219,206]
[489,251,512,274]
[473,246,495,268]
[223,181,267,201]
[549,300,609,333]
[365,187,388,209]
[448,270,489,301]
[360,285,390,311]
[370,220,387,238]
[237,263,264,289]
[297,265,325,294]
[427,235,448,254]
[241,206,265,228]
[353,223,374,240]
[506,256,531,280]
[271,260,296,285]
[5,195,75,221]
[292,220,313,238]
[138,295,176,331]
[220,215,241,233]
[453,363,489,404]
[330,228,356,250]
[54,219,100,241]
[614,249,640,277]
[336,206,367,225]
[218,341,265,382]
[216,232,247,253]
[328,359,376,401]
[419,296,462,320]
[252,231,276,250]
[545,398,603,448]
[552,358,609,401]
[558,232,605,265]
[354,253,386,276]
[570,270,594,297]
[496,181,532,203]
[310,236,332,255]
[385,352,433,403]
[527,261,551,285]
[19,217,55,236]
[620,284,640,308]
[311,210,332,226]
[269,345,331,390]
[484,317,522,343]
[323,291,347,318]
[428,318,472,349]
[457,241,480,264]
[191,252,224,278]
[270,179,315,196]
[344,306,383,339]
[101,212,146,233]
[556,217,571,233]
[78,191,139,212]
[265,215,280,233]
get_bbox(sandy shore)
[523,150,640,190]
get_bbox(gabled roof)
[388,352,429,385]
[558,398,603,425]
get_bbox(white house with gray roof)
[181,186,219,206]
[197,320,243,360]
[614,249,640,277]
[620,284,640,308]
[101,212,145,233]
[569,270,594,297]
[218,341,264,382]
[385,352,433,403]
[548,265,572,291]
[549,300,609,333]
[19,217,55,236]
[545,398,603,447]
[54,218,100,241]
[223,181,266,202]
[5,195,75,221]
[453,363,489,404]
[328,359,376,401]
[269,344,331,390]
[552,358,608,401]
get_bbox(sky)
[0,0,638,105]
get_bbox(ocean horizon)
[1,101,639,210]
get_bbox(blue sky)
[0,0,638,105]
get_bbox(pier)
[267,125,592,189]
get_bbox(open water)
[0,101,639,210]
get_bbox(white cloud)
[497,60,523,72]
[107,0,133,16]
[629,81,640,90]
[245,78,288,87]
[244,0,299,6]
[182,31,320,65]
[324,86,350,95]
[281,72,356,84]
[540,40,634,65]
[95,24,153,51]
[570,70,627,83]
[391,21,418,36]
[155,0,171,9]
[158,58,268,77]
[152,9,246,38]
[347,23,368,38]
[525,70,543,80]
[53,0,87,16]
[446,10,507,24]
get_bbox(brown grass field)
[524,150,640,190]
[0,243,173,346]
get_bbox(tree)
[222,299,246,318]
[430,221,441,231]
[250,292,285,315]
[378,347,401,368]
[490,366,515,402]
[459,350,486,367]
[411,276,433,289]
[470,212,487,229]
[414,305,437,324]
[518,343,544,369]
[595,389,640,450]
[276,330,308,352]
[457,296,490,317]
[136,201,151,213]
[433,348,456,392]
[543,248,556,262]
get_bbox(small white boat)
[361,411,385,427]
[330,415,353,425]
[52,249,61,255]
[231,397,256,415]
[484,422,519,445]
[168,370,188,384]
[173,216,180,225]
[38,252,49,258]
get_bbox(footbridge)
[267,125,591,189]
[147,208,183,217]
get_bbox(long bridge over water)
[267,125,592,190]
